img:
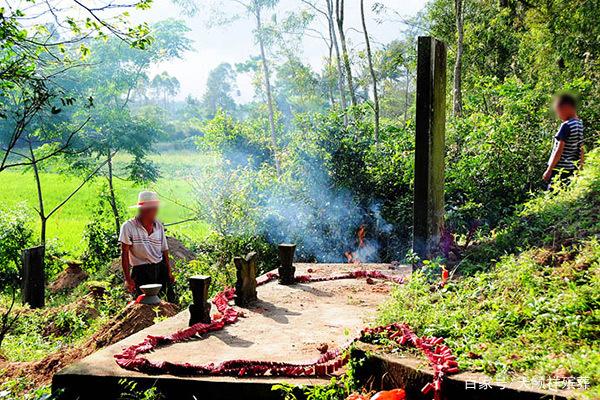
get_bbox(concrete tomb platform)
[53,263,410,400]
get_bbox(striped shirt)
[119,218,168,266]
[549,118,584,170]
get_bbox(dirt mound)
[93,301,178,348]
[167,236,196,262]
[49,263,88,293]
[0,302,178,392]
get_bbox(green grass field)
[0,151,213,256]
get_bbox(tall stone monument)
[413,36,447,259]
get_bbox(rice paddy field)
[0,151,213,256]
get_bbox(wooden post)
[234,252,258,307]
[278,243,296,285]
[22,246,45,308]
[188,275,211,326]
[413,36,447,259]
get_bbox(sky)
[137,0,428,102]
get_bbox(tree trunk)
[326,0,347,116]
[32,166,47,245]
[360,0,380,143]
[335,0,357,107]
[254,4,281,176]
[106,150,121,237]
[326,23,336,107]
[29,142,47,245]
[453,0,464,117]
[404,67,410,123]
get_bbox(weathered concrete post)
[188,275,211,326]
[234,252,258,306]
[22,246,45,308]
[413,36,447,259]
[278,243,296,285]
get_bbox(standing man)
[543,93,585,189]
[119,191,176,303]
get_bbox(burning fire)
[345,225,366,264]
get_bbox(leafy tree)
[15,125,109,245]
[71,20,191,234]
[193,0,283,175]
[452,0,464,116]
[335,0,357,106]
[0,0,153,173]
[360,0,380,142]
[202,63,238,118]
[376,39,417,122]
[274,57,328,117]
[0,206,33,285]
[151,71,181,106]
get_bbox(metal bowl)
[139,284,162,296]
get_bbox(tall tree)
[253,0,282,175]
[0,0,152,174]
[73,20,191,235]
[453,0,464,117]
[300,0,347,113]
[325,0,348,113]
[202,63,238,118]
[360,0,380,142]
[335,0,357,106]
[192,0,282,174]
[151,71,181,106]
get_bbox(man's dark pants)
[547,169,574,190]
[131,259,176,303]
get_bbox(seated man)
[119,191,176,303]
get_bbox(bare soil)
[0,301,178,393]
[48,264,88,293]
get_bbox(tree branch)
[1,117,90,170]
[46,151,116,219]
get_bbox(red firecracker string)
[114,270,456,399]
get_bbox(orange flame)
[345,225,366,264]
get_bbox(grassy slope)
[379,148,600,398]
[0,151,212,255]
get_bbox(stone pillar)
[234,252,258,306]
[188,275,211,326]
[278,243,296,285]
[22,246,45,308]
[413,36,447,259]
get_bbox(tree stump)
[278,243,296,285]
[234,252,258,307]
[22,246,45,308]
[188,275,211,326]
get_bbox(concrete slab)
[53,263,410,400]
[352,343,576,400]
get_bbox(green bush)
[82,188,123,273]
[0,205,33,286]
[445,77,553,230]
